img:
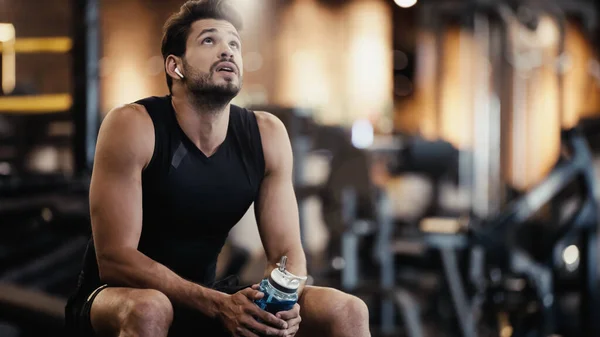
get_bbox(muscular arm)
[90,105,227,318]
[254,112,307,293]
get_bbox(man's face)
[181,19,244,101]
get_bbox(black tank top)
[78,95,265,290]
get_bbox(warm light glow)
[563,22,600,127]
[414,26,481,148]
[275,0,392,126]
[419,217,462,234]
[229,0,263,30]
[27,146,60,173]
[537,16,559,48]
[108,60,151,108]
[0,37,72,53]
[0,23,14,42]
[101,1,154,114]
[498,312,513,337]
[507,16,561,190]
[413,31,437,139]
[275,0,341,123]
[290,50,331,109]
[439,27,477,148]
[0,22,71,96]
[412,15,564,193]
[346,1,393,123]
[0,94,72,113]
[394,0,417,9]
[0,23,15,94]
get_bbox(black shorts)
[64,275,249,337]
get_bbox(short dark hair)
[161,0,243,93]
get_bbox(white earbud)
[175,68,184,79]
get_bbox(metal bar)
[294,135,311,250]
[488,22,504,212]
[458,24,473,208]
[341,232,358,291]
[433,7,444,138]
[441,248,476,337]
[582,228,600,337]
[472,12,492,218]
[394,289,424,337]
[341,188,357,291]
[579,125,600,337]
[0,237,89,283]
[72,0,100,176]
[375,192,396,334]
[486,152,584,235]
[0,282,65,325]
[0,23,15,94]
[510,250,555,335]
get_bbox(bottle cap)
[268,256,307,293]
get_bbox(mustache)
[210,59,238,73]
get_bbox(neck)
[171,92,230,157]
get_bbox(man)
[64,0,370,336]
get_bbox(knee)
[121,289,173,336]
[340,295,369,324]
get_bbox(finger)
[283,315,302,337]
[287,315,302,330]
[243,317,286,336]
[276,304,300,320]
[236,326,261,337]
[285,323,300,337]
[251,283,260,290]
[241,287,264,300]
[247,305,288,329]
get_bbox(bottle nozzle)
[277,256,287,272]
[271,256,308,290]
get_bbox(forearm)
[98,247,228,318]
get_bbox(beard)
[181,60,242,112]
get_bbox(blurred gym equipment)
[248,104,380,283]
[365,111,600,337]
[361,0,600,336]
[0,0,100,336]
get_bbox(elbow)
[96,249,125,285]
[96,253,115,284]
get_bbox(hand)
[251,284,301,337]
[276,304,301,337]
[218,287,288,337]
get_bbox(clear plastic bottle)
[255,256,307,314]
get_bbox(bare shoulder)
[95,103,155,169]
[253,111,292,174]
[253,111,286,135]
[100,103,153,133]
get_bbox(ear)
[165,55,183,80]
